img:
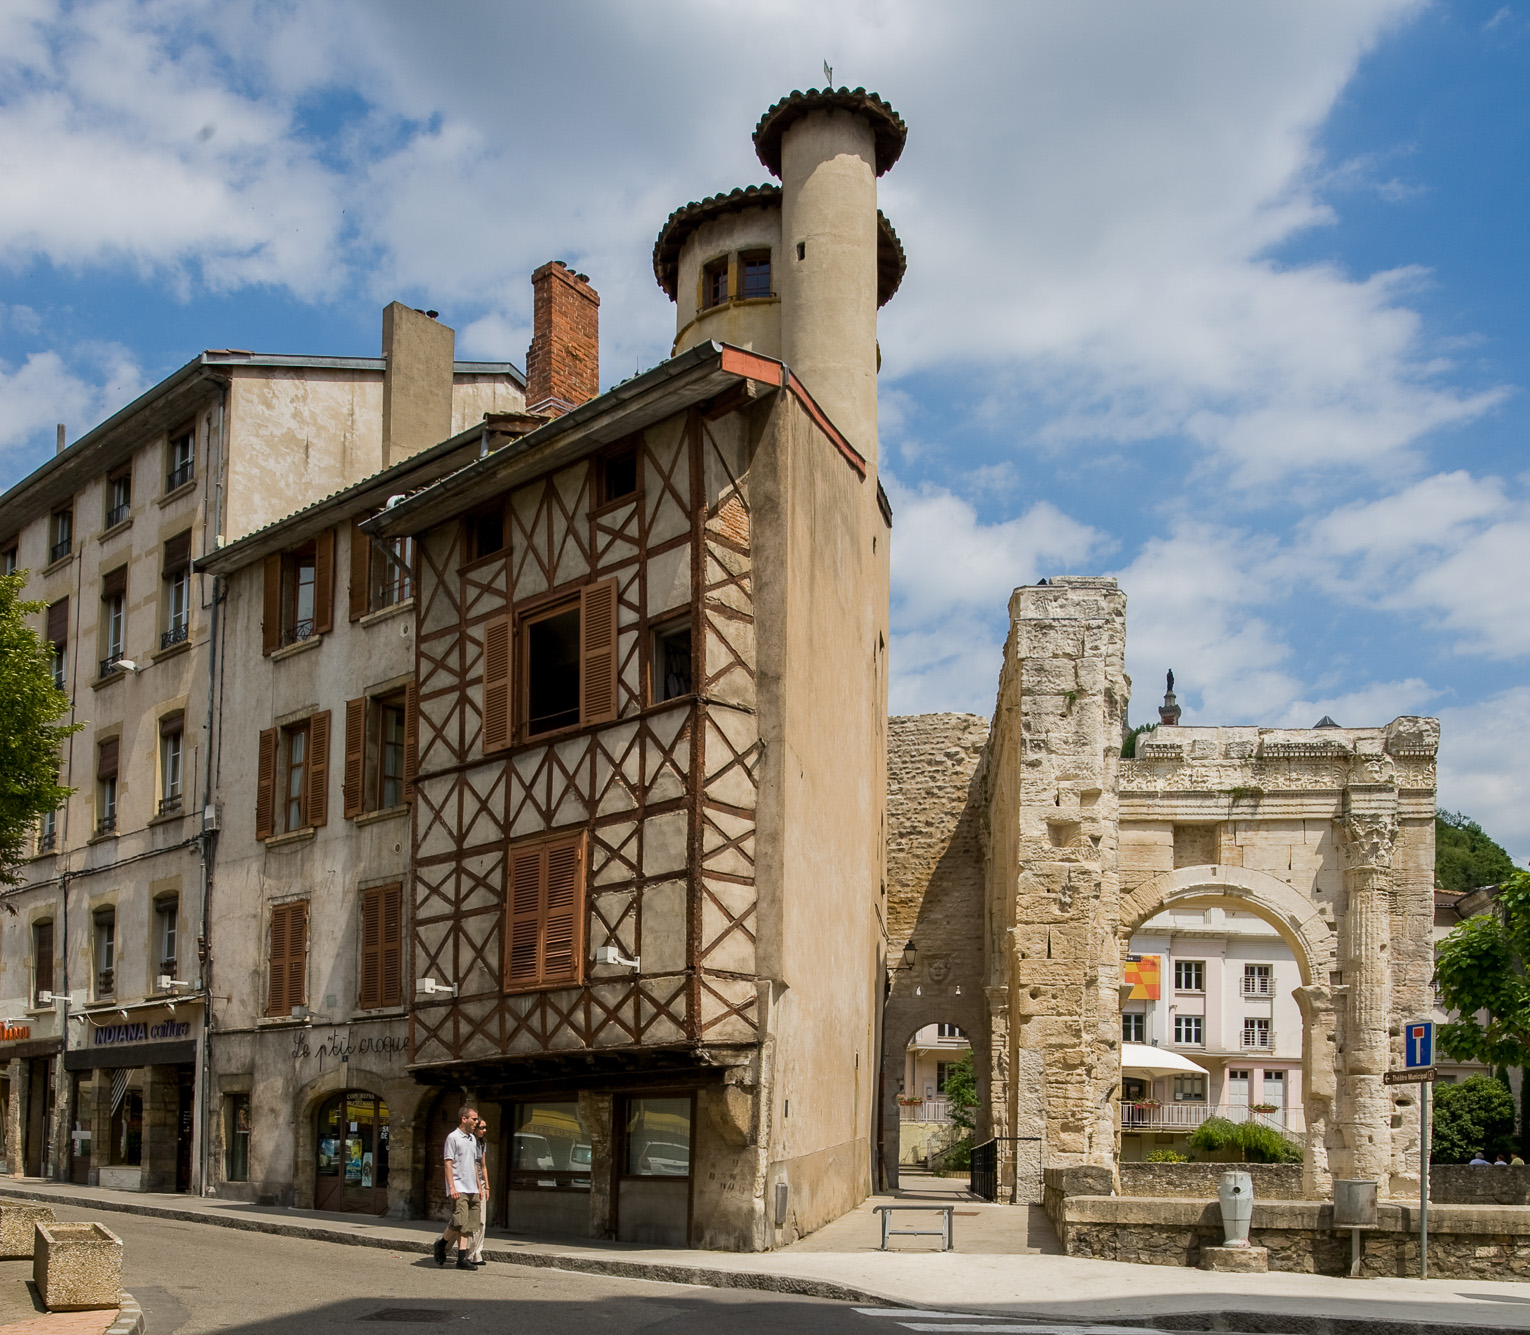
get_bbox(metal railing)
[166,461,194,491]
[99,654,125,678]
[1242,1026,1275,1050]
[281,618,315,647]
[899,1098,951,1123]
[969,1138,997,1201]
[1118,1101,1304,1137]
[158,795,182,816]
[50,538,71,562]
[1241,975,1276,996]
[95,813,116,835]
[96,969,114,996]
[37,830,56,853]
[160,622,189,650]
[105,503,130,528]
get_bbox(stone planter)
[0,1202,54,1259]
[33,1221,123,1311]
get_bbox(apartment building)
[0,306,521,1189]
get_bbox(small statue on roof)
[1159,670,1181,727]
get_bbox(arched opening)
[1117,865,1337,1194]
[314,1089,391,1215]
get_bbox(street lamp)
[902,940,918,970]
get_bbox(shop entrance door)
[315,1091,390,1215]
[176,1068,194,1192]
[25,1059,51,1177]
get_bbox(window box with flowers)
[897,1095,924,1107]
[1250,1103,1279,1114]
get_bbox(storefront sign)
[289,1028,408,1063]
[0,1024,30,1041]
[93,1019,192,1046]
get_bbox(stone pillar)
[1291,984,1336,1198]
[4,1060,22,1176]
[141,1066,180,1192]
[580,1091,614,1239]
[1335,798,1398,1184]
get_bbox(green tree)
[1431,1074,1515,1163]
[943,1050,978,1133]
[1436,811,1517,893]
[1435,870,1530,1069]
[1187,1116,1303,1164]
[1121,723,1156,759]
[0,572,77,889]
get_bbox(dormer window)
[741,250,771,299]
[702,258,729,309]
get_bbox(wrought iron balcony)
[160,622,189,650]
[96,812,117,835]
[105,503,130,529]
[158,795,182,816]
[37,830,56,853]
[166,461,194,491]
[99,654,126,679]
[96,969,114,996]
[49,538,71,563]
[281,618,315,647]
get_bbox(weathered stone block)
[33,1221,122,1312]
[0,1202,53,1260]
[1200,1243,1269,1272]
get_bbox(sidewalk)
[4,1175,1530,1335]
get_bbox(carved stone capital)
[1340,811,1399,872]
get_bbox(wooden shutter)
[262,555,281,655]
[307,710,331,827]
[35,922,54,998]
[580,579,618,725]
[267,901,307,1015]
[380,882,402,1006]
[47,598,68,646]
[256,728,278,841]
[101,565,127,599]
[97,737,119,779]
[481,616,513,753]
[402,680,419,802]
[343,698,366,819]
[163,531,192,572]
[359,887,382,1010]
[504,834,585,991]
[313,528,335,634]
[349,519,370,621]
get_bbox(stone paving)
[0,1261,120,1335]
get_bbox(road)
[49,1204,1008,1335]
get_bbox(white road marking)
[853,1316,1166,1335]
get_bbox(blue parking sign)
[1405,1020,1433,1068]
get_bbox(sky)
[1,1,1527,861]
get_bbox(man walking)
[436,1106,483,1270]
[467,1114,490,1266]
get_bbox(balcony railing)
[160,622,189,650]
[1241,975,1276,997]
[281,619,315,647]
[96,813,116,836]
[37,830,56,853]
[99,654,126,679]
[1119,1101,1304,1138]
[97,969,114,996]
[105,503,130,528]
[166,461,194,491]
[1242,1026,1275,1050]
[158,795,182,816]
[899,1098,952,1123]
[49,538,71,563]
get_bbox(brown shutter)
[159,710,185,737]
[101,566,127,598]
[307,710,331,827]
[267,905,289,1015]
[380,883,402,1007]
[97,737,119,779]
[359,887,381,1010]
[256,728,278,840]
[313,528,335,634]
[262,555,281,656]
[505,844,544,987]
[343,698,366,819]
[35,922,54,998]
[542,838,583,984]
[348,519,370,622]
[402,680,419,801]
[286,902,308,1011]
[163,531,192,572]
[481,616,513,753]
[580,578,618,725]
[47,598,68,646]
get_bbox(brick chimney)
[526,262,599,416]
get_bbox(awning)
[1121,1042,1210,1080]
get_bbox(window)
[94,908,116,997]
[1122,1012,1146,1043]
[343,690,417,818]
[935,1023,964,1038]
[468,508,504,561]
[105,468,131,528]
[46,598,68,689]
[1172,1074,1206,1102]
[162,532,191,649]
[598,445,638,505]
[652,621,692,703]
[96,737,119,834]
[226,1094,251,1182]
[1174,959,1205,992]
[166,426,194,491]
[32,920,54,1006]
[740,250,771,299]
[2,544,16,576]
[1262,1070,1286,1105]
[358,883,403,1010]
[49,509,72,563]
[1242,1017,1273,1050]
[155,895,179,979]
[39,803,57,854]
[1242,964,1273,997]
[100,566,126,676]
[159,712,184,812]
[525,603,581,735]
[702,258,729,309]
[1173,1014,1203,1046]
[377,537,413,609]
[624,1096,691,1178]
[504,833,586,991]
[256,712,329,839]
[261,532,334,654]
[935,1062,956,1094]
[510,1101,593,1192]
[348,522,413,619]
[266,900,308,1016]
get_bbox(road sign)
[1384,1067,1436,1085]
[1405,1020,1434,1068]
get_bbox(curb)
[0,1186,1522,1335]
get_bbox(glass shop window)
[226,1093,251,1181]
[509,1101,593,1192]
[624,1097,691,1178]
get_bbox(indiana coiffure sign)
[92,1018,192,1046]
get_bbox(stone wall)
[1118,1162,1306,1200]
[1432,1165,1530,1206]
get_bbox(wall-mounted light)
[417,977,458,998]
[902,940,919,970]
[595,945,641,972]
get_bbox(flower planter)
[33,1221,123,1311]
[0,1202,54,1260]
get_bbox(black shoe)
[456,1252,474,1270]
[434,1237,447,1266]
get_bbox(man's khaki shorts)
[451,1193,481,1233]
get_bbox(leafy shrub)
[1188,1116,1303,1164]
[1145,1149,1188,1163]
[1432,1074,1516,1162]
[933,1136,972,1172]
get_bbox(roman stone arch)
[291,1062,423,1216]
[1120,864,1338,1196]
[880,1006,984,1190]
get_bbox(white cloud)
[1438,688,1530,864]
[0,344,144,463]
